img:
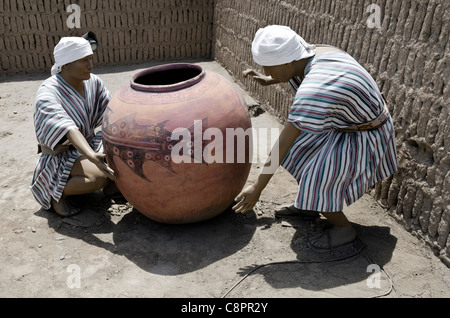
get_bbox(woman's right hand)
[66,128,116,181]
[89,153,116,181]
[243,69,279,86]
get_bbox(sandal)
[308,227,357,252]
[275,205,318,219]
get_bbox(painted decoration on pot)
[103,63,252,224]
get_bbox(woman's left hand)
[232,184,262,214]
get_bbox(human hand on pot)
[90,153,116,181]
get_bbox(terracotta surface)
[103,63,252,223]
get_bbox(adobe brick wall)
[213,0,449,266]
[0,0,214,75]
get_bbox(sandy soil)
[1,60,449,302]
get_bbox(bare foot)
[309,226,357,250]
[51,198,81,217]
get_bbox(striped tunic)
[282,51,398,212]
[30,74,111,210]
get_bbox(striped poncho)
[282,51,398,212]
[30,74,111,210]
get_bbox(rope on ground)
[221,238,395,298]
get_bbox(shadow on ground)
[35,192,396,297]
[35,192,260,276]
[228,219,397,297]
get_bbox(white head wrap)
[251,25,316,66]
[51,37,93,75]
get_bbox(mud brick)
[106,30,113,50]
[30,0,39,11]
[119,30,125,47]
[419,2,435,42]
[37,34,47,51]
[0,15,4,35]
[112,29,119,47]
[12,55,22,72]
[34,13,44,32]
[141,45,148,61]
[135,28,142,46]
[431,3,444,41]
[85,13,92,28]
[2,0,9,11]
[19,53,29,70]
[39,14,48,32]
[55,13,64,31]
[119,48,125,63]
[128,28,134,46]
[152,46,159,61]
[105,12,112,28]
[3,36,13,51]
[88,0,96,10]
[20,15,31,33]
[185,42,192,58]
[95,0,102,11]
[42,48,52,67]
[30,14,39,32]
[43,0,51,13]
[14,0,24,11]
[52,0,60,14]
[20,35,30,51]
[47,12,56,30]
[96,12,104,28]
[153,28,160,44]
[163,45,170,60]
[0,53,9,71]
[8,55,18,73]
[113,48,119,64]
[0,37,5,52]
[35,0,45,12]
[7,15,17,33]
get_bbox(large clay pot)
[103,63,252,224]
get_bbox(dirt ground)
[1,60,449,301]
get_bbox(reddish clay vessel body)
[103,63,252,224]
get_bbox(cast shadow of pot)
[108,208,258,276]
[36,193,259,276]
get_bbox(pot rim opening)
[130,63,205,93]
